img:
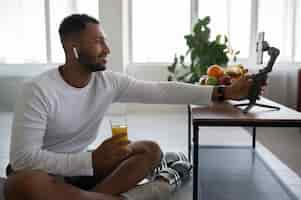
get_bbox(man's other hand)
[92,133,132,177]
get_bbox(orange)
[207,65,224,78]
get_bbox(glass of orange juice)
[110,116,128,142]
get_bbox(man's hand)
[92,133,132,177]
[84,191,122,200]
[225,75,267,101]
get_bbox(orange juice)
[111,125,128,142]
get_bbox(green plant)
[167,16,239,84]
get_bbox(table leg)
[252,127,256,149]
[188,105,191,162]
[193,124,199,200]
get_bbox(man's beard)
[78,53,106,72]
[83,62,106,72]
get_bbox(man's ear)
[69,37,80,59]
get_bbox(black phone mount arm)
[234,41,280,113]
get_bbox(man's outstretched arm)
[110,72,252,105]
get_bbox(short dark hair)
[59,14,99,41]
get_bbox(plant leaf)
[167,16,239,84]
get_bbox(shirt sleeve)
[111,72,214,105]
[9,82,93,177]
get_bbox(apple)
[219,75,232,86]
[206,76,219,85]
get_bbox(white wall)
[0,64,54,111]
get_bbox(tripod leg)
[243,104,254,113]
[253,103,280,110]
[233,103,250,107]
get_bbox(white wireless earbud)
[73,47,79,59]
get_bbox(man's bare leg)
[4,170,121,200]
[93,141,162,195]
[4,140,162,199]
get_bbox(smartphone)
[256,32,265,65]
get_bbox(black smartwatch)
[216,86,226,101]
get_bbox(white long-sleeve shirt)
[9,68,213,176]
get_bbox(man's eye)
[96,39,104,44]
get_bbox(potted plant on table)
[167,16,248,86]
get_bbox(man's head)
[59,14,110,72]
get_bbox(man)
[4,14,256,200]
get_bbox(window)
[132,0,252,63]
[131,0,191,63]
[77,0,98,20]
[227,0,251,59]
[295,0,301,61]
[50,0,99,63]
[50,0,74,63]
[198,0,251,58]
[198,0,228,41]
[258,0,290,60]
[0,0,99,64]
[131,0,300,64]
[0,0,46,63]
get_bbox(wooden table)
[188,97,301,200]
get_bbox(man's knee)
[132,141,162,168]
[4,170,54,200]
[145,141,162,164]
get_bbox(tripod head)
[235,32,280,113]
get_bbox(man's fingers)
[239,75,252,85]
[116,140,131,146]
[102,133,128,146]
[114,144,133,158]
[109,140,131,150]
[112,133,127,139]
[106,133,127,142]
[244,74,252,79]
[243,74,253,80]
